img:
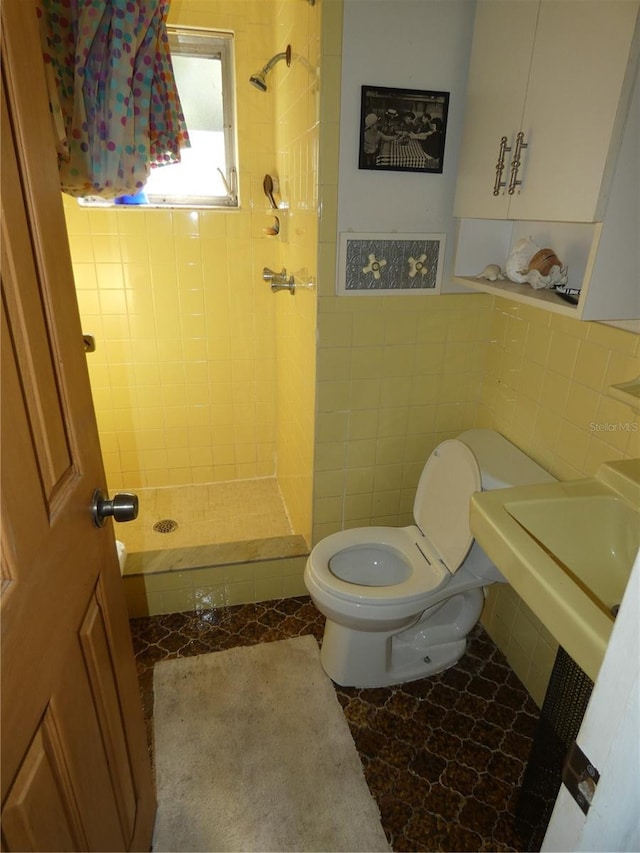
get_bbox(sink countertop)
[470,459,640,683]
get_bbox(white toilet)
[304,429,555,688]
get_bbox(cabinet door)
[509,0,640,222]
[453,0,539,219]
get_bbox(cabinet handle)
[508,131,528,195]
[493,136,511,196]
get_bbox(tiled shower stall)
[65,0,320,615]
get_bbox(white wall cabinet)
[454,0,639,223]
[452,0,640,320]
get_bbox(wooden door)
[453,0,539,220]
[1,4,155,851]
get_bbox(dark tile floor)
[130,596,540,852]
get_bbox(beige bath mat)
[152,635,390,852]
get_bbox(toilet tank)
[412,429,555,578]
[457,429,555,490]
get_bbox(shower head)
[249,71,268,92]
[249,44,291,92]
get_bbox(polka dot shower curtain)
[37,0,190,198]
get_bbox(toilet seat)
[307,526,448,606]
[306,439,483,608]
[414,439,481,573]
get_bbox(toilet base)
[319,588,485,688]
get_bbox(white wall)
[542,549,639,852]
[337,0,475,288]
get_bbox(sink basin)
[470,458,640,681]
[505,495,640,616]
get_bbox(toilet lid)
[413,439,481,572]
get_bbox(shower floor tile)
[119,478,293,554]
[131,598,540,852]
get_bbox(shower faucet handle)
[263,266,291,283]
[262,266,278,282]
[262,267,295,294]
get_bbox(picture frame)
[358,85,450,174]
[337,232,445,296]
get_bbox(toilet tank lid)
[458,429,556,489]
[414,439,481,573]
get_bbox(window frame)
[144,25,238,209]
[77,25,239,209]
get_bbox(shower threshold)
[124,533,308,576]
[118,479,310,617]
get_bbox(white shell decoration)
[505,238,568,290]
[475,264,505,282]
[523,265,569,290]
[505,237,539,284]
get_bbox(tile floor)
[131,597,540,852]
[119,478,293,554]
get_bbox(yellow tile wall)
[271,0,321,546]
[311,1,492,546]
[123,555,308,618]
[477,298,640,704]
[312,293,494,541]
[311,1,494,545]
[478,301,640,475]
[64,1,317,503]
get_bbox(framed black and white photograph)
[358,85,450,173]
[337,232,445,296]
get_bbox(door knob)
[91,489,138,528]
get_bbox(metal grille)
[516,647,593,851]
[153,519,178,533]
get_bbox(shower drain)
[153,518,178,534]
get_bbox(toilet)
[304,429,555,688]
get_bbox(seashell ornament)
[505,237,539,284]
[528,248,563,277]
[476,264,505,282]
[505,238,568,290]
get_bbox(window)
[79,26,238,208]
[145,26,238,207]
